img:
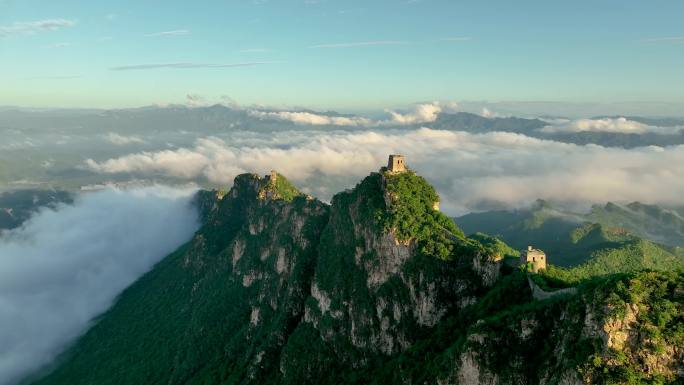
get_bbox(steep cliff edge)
[31,172,330,385]
[278,170,501,383]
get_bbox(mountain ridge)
[25,167,684,385]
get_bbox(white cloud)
[249,102,459,127]
[249,110,373,126]
[479,107,500,118]
[84,128,684,214]
[145,29,190,37]
[109,62,274,71]
[0,19,76,38]
[309,40,409,48]
[541,117,683,134]
[104,132,145,145]
[385,101,458,124]
[86,145,213,179]
[0,186,199,385]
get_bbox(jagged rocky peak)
[296,156,502,360]
[228,170,303,202]
[194,171,308,224]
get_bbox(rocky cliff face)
[439,271,684,385]
[205,173,329,381]
[297,171,500,361]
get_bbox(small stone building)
[521,246,546,273]
[387,154,406,173]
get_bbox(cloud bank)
[104,132,145,145]
[540,117,683,134]
[248,110,373,126]
[541,117,646,133]
[248,102,459,126]
[385,102,458,124]
[0,187,199,385]
[84,128,684,214]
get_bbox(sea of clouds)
[85,126,684,214]
[0,186,200,385]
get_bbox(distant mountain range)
[456,199,684,268]
[432,112,684,148]
[429,112,548,134]
[2,105,683,148]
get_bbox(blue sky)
[1,0,683,111]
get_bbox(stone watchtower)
[387,154,406,173]
[521,246,546,273]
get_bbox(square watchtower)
[387,154,406,173]
[521,246,547,273]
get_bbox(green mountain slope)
[29,172,330,385]
[535,239,684,290]
[26,169,684,385]
[587,202,684,248]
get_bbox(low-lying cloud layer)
[249,110,374,126]
[541,117,683,134]
[0,187,199,385]
[104,132,146,145]
[85,128,684,214]
[248,101,459,126]
[385,102,456,124]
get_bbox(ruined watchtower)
[521,246,546,273]
[387,154,406,173]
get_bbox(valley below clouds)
[0,187,200,385]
